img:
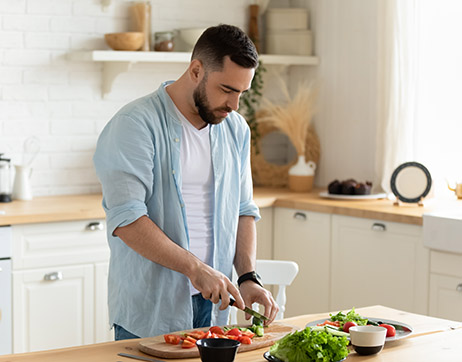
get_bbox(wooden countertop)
[0,194,105,226]
[1,188,459,226]
[1,305,461,362]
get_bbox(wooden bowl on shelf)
[104,32,144,51]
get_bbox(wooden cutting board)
[138,322,297,359]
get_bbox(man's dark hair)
[191,24,258,71]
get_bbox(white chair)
[229,259,299,324]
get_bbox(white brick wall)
[0,0,249,197]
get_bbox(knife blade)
[118,352,163,362]
[229,298,269,321]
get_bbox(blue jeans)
[114,294,213,340]
[192,293,212,328]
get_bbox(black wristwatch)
[237,271,263,288]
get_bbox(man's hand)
[189,263,245,311]
[239,281,279,325]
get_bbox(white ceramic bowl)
[349,325,387,355]
[178,27,207,51]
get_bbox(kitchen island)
[1,305,461,362]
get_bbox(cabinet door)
[273,208,331,317]
[95,262,113,342]
[256,207,273,260]
[429,274,462,322]
[331,215,428,314]
[12,264,94,353]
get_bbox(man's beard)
[193,78,231,125]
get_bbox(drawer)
[333,214,422,237]
[12,220,109,270]
[431,250,462,278]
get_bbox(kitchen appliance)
[0,226,12,355]
[0,154,12,203]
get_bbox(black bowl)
[196,338,240,362]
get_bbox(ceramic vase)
[288,155,316,192]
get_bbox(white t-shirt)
[174,107,215,295]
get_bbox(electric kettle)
[0,154,12,203]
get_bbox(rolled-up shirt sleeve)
[93,113,155,235]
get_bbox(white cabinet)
[273,207,331,317]
[330,215,429,314]
[429,251,462,322]
[11,219,111,353]
[256,207,273,260]
[12,264,94,352]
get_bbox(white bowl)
[349,325,387,356]
[178,27,207,51]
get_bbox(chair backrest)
[229,259,299,324]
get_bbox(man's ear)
[189,59,204,84]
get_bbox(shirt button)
[174,138,179,142]
[181,203,184,208]
[172,170,175,174]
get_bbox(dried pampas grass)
[258,79,317,156]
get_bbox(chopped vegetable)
[379,323,396,337]
[250,316,265,337]
[181,336,197,348]
[164,334,181,345]
[225,328,242,337]
[342,321,357,333]
[310,325,350,338]
[270,327,349,362]
[330,308,368,328]
[209,326,224,335]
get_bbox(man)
[93,24,278,340]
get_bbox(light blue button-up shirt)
[93,81,260,337]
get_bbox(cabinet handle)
[457,284,462,293]
[44,271,63,281]
[293,212,307,221]
[86,221,104,231]
[371,223,386,232]
[0,267,2,272]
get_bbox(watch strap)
[237,271,263,288]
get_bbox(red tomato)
[186,330,206,340]
[379,324,396,337]
[226,335,239,340]
[209,326,224,335]
[343,321,357,333]
[181,336,197,348]
[317,320,341,327]
[203,331,213,339]
[226,328,242,337]
[164,334,181,345]
[241,330,255,338]
[238,336,252,344]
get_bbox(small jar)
[154,31,174,51]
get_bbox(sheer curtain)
[376,0,462,199]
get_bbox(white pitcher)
[13,165,33,201]
[288,155,317,192]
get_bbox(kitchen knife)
[118,352,163,362]
[229,298,269,321]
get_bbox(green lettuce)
[269,328,349,362]
[330,308,368,328]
